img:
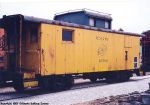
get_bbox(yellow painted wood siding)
[40,24,140,75]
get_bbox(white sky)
[0,0,150,33]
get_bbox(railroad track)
[0,75,149,102]
[0,80,107,101]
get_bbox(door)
[21,22,40,73]
[124,36,132,70]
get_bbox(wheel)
[53,77,66,91]
[122,72,130,81]
[106,72,120,83]
[106,71,131,83]
[39,75,74,91]
[38,77,53,91]
[124,75,130,81]
[90,77,97,82]
[142,70,146,76]
[13,78,24,92]
[13,82,24,92]
[115,71,131,82]
[106,77,114,83]
[134,69,140,76]
[64,76,74,89]
[53,75,74,90]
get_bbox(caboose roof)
[2,14,142,37]
[54,9,112,21]
[143,30,150,35]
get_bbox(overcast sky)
[0,0,150,33]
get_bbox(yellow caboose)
[0,14,141,91]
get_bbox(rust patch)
[50,52,54,58]
[92,67,95,70]
[49,48,55,58]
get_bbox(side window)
[30,26,38,43]
[89,18,95,27]
[62,29,74,42]
[105,21,109,29]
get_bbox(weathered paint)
[0,28,5,69]
[21,23,40,74]
[23,72,36,79]
[40,24,140,76]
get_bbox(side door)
[40,24,56,76]
[124,36,132,70]
[21,22,40,74]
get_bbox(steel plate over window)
[105,21,109,29]
[30,26,38,43]
[62,29,74,42]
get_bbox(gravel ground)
[75,91,143,105]
[1,75,150,105]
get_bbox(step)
[23,79,38,88]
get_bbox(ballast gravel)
[2,75,150,105]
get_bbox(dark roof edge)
[23,15,142,37]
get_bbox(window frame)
[89,18,95,27]
[62,29,74,43]
[30,25,39,43]
[105,21,109,29]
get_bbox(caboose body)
[0,14,141,91]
